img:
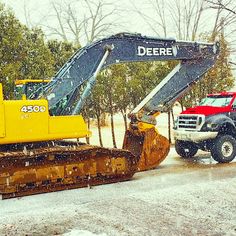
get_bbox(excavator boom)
[40,33,219,116]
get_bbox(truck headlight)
[206,123,218,129]
[198,117,202,125]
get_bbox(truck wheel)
[175,140,198,158]
[211,135,236,163]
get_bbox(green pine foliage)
[0,3,55,98]
[47,40,77,71]
[20,28,55,81]
[0,3,26,98]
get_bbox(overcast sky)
[2,0,235,37]
[1,0,147,43]
[1,0,217,41]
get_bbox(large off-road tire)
[211,135,236,163]
[175,140,198,158]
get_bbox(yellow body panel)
[49,115,89,136]
[0,84,90,144]
[0,101,5,138]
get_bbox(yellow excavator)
[0,33,219,199]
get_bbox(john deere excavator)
[0,33,219,199]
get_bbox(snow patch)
[63,229,107,236]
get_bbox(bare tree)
[22,0,48,29]
[131,0,168,37]
[168,0,206,40]
[50,1,69,42]
[210,2,223,40]
[83,0,120,42]
[39,0,121,45]
[170,0,182,39]
[191,0,205,40]
[66,2,83,45]
[206,0,236,14]
[131,0,236,61]
[131,0,206,40]
[44,1,83,45]
[23,0,32,28]
[205,0,236,47]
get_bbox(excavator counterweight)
[0,33,219,199]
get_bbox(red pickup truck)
[173,92,236,163]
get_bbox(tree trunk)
[110,110,117,148]
[122,112,128,131]
[86,117,90,144]
[168,111,172,144]
[96,115,103,147]
[171,107,175,125]
[100,113,107,126]
[180,100,184,112]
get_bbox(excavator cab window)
[49,96,71,116]
[14,84,24,100]
[14,80,50,100]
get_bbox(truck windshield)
[199,95,233,107]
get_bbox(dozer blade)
[123,127,170,171]
[0,143,138,199]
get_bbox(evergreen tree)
[0,3,54,98]
[47,40,77,71]
[127,61,173,108]
[20,28,54,81]
[0,3,26,98]
[107,64,130,130]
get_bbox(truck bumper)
[173,130,218,142]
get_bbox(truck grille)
[176,115,205,131]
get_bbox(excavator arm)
[120,36,219,170]
[39,33,219,171]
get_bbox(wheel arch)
[218,121,236,136]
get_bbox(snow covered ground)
[0,112,236,236]
[83,109,180,148]
[0,149,235,236]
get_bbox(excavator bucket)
[123,127,170,171]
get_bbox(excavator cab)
[14,79,50,100]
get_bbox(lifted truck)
[174,92,236,163]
